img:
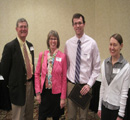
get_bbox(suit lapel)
[26,41,34,58]
[26,41,34,73]
[14,38,25,68]
[53,51,61,73]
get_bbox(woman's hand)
[97,110,101,118]
[36,94,41,104]
[60,99,65,109]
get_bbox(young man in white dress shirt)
[64,13,100,120]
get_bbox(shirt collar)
[107,54,124,64]
[75,33,85,44]
[17,36,26,47]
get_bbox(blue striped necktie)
[75,40,81,83]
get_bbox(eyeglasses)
[49,38,57,41]
[73,22,83,26]
[18,25,28,29]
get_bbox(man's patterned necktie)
[23,43,32,79]
[74,40,81,83]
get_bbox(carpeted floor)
[0,98,39,120]
[0,97,100,120]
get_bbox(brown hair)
[110,33,123,45]
[72,13,85,25]
[47,30,60,49]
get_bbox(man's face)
[16,22,28,41]
[73,17,85,38]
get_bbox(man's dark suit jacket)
[1,38,34,106]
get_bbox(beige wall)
[0,0,130,63]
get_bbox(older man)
[1,18,35,120]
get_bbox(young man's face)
[16,22,28,41]
[73,17,85,38]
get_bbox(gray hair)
[16,18,28,27]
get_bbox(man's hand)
[80,84,90,95]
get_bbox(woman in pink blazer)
[35,30,67,120]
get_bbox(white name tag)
[30,46,34,51]
[83,53,90,59]
[113,68,120,74]
[87,54,90,59]
[56,57,62,62]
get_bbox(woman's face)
[109,37,123,57]
[49,36,58,50]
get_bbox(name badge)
[56,57,62,62]
[84,53,90,59]
[113,68,120,74]
[87,54,90,59]
[30,46,34,51]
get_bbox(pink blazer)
[35,50,67,99]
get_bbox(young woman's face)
[109,37,123,57]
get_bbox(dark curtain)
[89,81,101,113]
[0,62,11,111]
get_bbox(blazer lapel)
[26,41,34,73]
[26,41,34,59]
[14,38,25,68]
[53,51,61,73]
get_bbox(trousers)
[67,80,91,120]
[12,81,34,120]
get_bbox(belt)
[24,78,32,85]
[67,78,75,84]
[67,80,76,84]
[67,78,87,86]
[27,78,32,82]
